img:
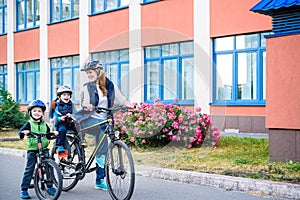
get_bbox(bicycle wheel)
[34,158,62,200]
[60,135,84,191]
[105,140,135,200]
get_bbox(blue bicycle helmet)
[81,60,103,71]
[28,100,46,112]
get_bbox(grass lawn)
[1,129,299,184]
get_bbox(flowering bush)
[114,99,221,148]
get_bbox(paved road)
[0,154,284,200]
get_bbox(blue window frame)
[50,0,79,23]
[91,0,129,14]
[142,0,159,4]
[144,41,194,105]
[212,33,269,106]
[16,60,40,103]
[50,55,80,102]
[0,0,7,35]
[92,49,130,99]
[0,64,7,89]
[16,0,40,31]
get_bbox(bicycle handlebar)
[26,131,57,139]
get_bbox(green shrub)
[0,86,28,129]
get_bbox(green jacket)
[19,119,50,151]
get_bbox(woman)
[80,60,132,190]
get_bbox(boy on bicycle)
[52,85,78,158]
[18,100,58,199]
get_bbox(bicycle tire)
[105,140,135,200]
[61,135,84,191]
[34,158,62,200]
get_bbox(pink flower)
[174,97,179,102]
[195,107,201,112]
[130,137,135,143]
[142,139,146,144]
[172,121,179,129]
[188,144,192,148]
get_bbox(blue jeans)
[21,149,49,190]
[81,117,107,182]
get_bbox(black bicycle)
[51,106,135,200]
[27,132,63,200]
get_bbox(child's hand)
[53,131,59,136]
[22,130,30,135]
[66,113,71,118]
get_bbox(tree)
[0,86,28,129]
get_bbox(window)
[212,33,268,105]
[50,0,79,23]
[16,61,40,102]
[92,49,130,99]
[144,41,194,104]
[0,0,7,35]
[16,0,40,31]
[91,0,129,14]
[50,55,80,102]
[0,64,7,89]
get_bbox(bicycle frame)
[80,118,113,172]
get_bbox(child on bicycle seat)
[53,85,78,156]
[18,100,58,199]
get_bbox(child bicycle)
[51,106,135,200]
[26,132,63,200]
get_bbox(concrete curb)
[2,147,299,199]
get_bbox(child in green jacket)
[18,100,58,199]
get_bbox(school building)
[0,0,299,161]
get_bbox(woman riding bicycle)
[80,60,133,191]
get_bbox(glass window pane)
[73,0,79,17]
[262,51,266,100]
[106,51,118,63]
[119,49,129,61]
[73,55,79,65]
[52,58,61,68]
[27,72,34,101]
[236,34,258,49]
[36,71,40,99]
[215,36,234,51]
[162,43,178,56]
[182,58,194,100]
[238,52,257,100]
[26,0,34,28]
[18,73,25,101]
[94,0,104,12]
[107,0,117,10]
[36,0,40,24]
[18,1,25,30]
[62,0,71,20]
[145,46,160,58]
[62,57,71,66]
[120,63,129,99]
[120,0,129,7]
[62,68,71,86]
[52,70,61,96]
[147,61,159,100]
[216,54,232,100]
[73,68,80,100]
[0,9,3,33]
[106,64,118,84]
[52,0,60,22]
[180,41,194,55]
[163,59,177,100]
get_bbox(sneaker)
[57,145,65,153]
[96,155,105,168]
[46,188,56,196]
[95,179,108,191]
[20,190,31,199]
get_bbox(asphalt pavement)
[0,132,299,199]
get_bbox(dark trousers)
[21,149,49,190]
